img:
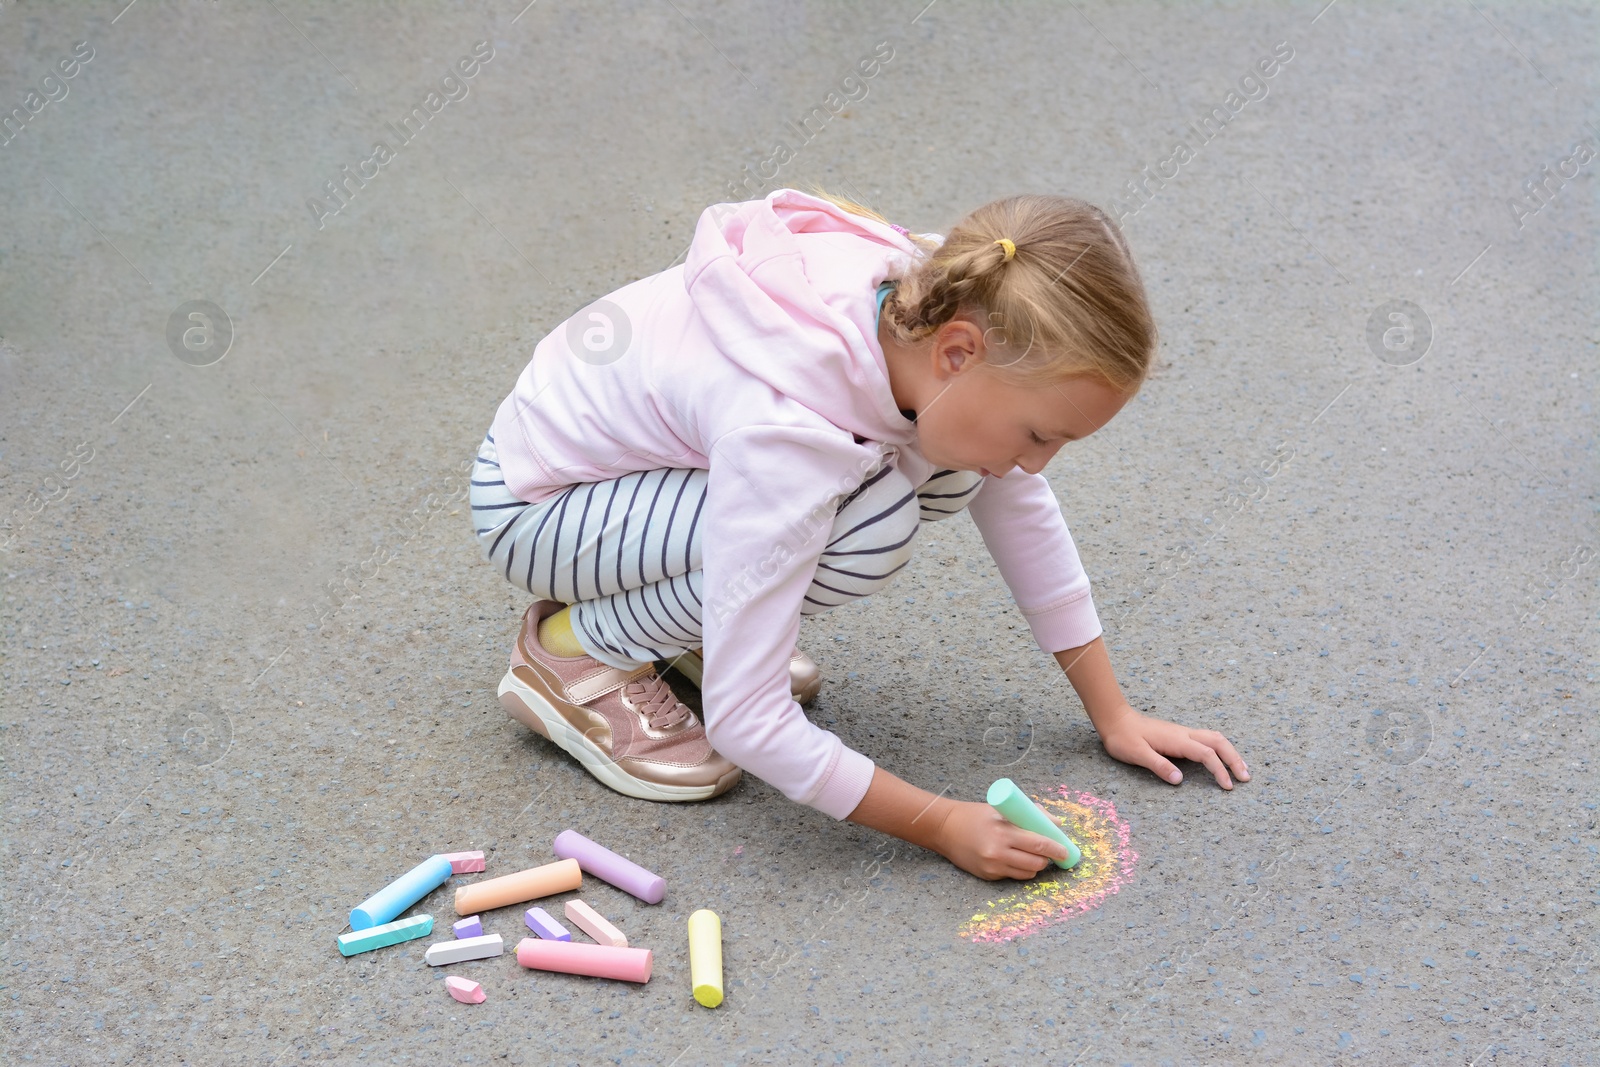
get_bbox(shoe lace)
[623,673,692,731]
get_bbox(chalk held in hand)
[336,914,433,957]
[687,908,724,1008]
[425,933,505,966]
[986,778,1082,869]
[564,899,627,947]
[552,829,665,904]
[524,906,571,941]
[350,854,454,930]
[445,976,486,1004]
[453,858,581,915]
[515,937,652,983]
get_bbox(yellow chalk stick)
[687,908,723,1008]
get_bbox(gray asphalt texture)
[2,1,1596,1064]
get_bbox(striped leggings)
[468,433,983,671]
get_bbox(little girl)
[469,186,1247,881]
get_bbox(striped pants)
[468,433,983,671]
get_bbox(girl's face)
[883,315,1132,478]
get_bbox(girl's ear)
[940,318,985,375]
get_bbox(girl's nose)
[1018,443,1062,476]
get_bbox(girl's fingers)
[1205,732,1250,780]
[1001,849,1052,879]
[1182,738,1234,790]
[1140,746,1184,785]
[996,832,1065,874]
[1192,729,1249,782]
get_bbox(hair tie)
[888,222,911,237]
[994,238,1016,262]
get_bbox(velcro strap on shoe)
[565,662,655,706]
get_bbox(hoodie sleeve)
[696,421,884,820]
[965,470,1104,654]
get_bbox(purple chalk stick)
[523,906,571,941]
[453,915,483,939]
[552,829,665,905]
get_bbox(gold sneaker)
[496,600,741,802]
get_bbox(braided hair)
[807,185,1157,396]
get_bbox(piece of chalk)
[350,854,454,930]
[452,915,483,939]
[424,932,505,966]
[445,976,486,1004]
[442,850,486,874]
[552,830,665,904]
[986,778,1082,869]
[687,908,724,1008]
[515,937,652,983]
[454,858,581,915]
[564,899,627,948]
[336,914,433,957]
[524,906,571,941]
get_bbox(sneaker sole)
[497,667,736,803]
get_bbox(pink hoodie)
[489,188,1103,820]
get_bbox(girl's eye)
[1029,431,1047,445]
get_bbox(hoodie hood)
[682,188,931,447]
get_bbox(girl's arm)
[1054,634,1249,788]
[845,634,1250,882]
[845,766,1073,881]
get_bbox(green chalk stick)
[337,913,434,957]
[987,778,1082,869]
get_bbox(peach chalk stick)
[515,936,652,983]
[442,850,486,874]
[454,858,580,915]
[445,976,486,1004]
[564,899,628,947]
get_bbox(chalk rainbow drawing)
[959,786,1137,944]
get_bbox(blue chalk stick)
[350,854,454,930]
[524,906,572,941]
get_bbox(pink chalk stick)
[564,899,628,947]
[442,850,486,874]
[552,830,664,904]
[515,937,652,983]
[445,976,486,1004]
[453,915,483,939]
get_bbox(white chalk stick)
[424,932,504,966]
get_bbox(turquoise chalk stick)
[987,778,1082,869]
[337,914,434,956]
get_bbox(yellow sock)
[538,605,588,658]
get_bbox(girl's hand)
[930,800,1074,881]
[1096,703,1249,789]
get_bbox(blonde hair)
[802,183,1157,396]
